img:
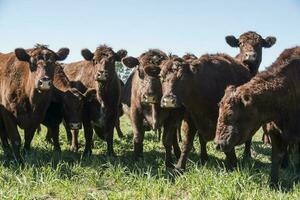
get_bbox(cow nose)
[69,122,82,130]
[96,70,109,81]
[161,95,179,108]
[142,94,158,103]
[38,76,52,91]
[244,52,257,61]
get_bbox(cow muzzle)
[161,95,179,108]
[38,77,52,91]
[243,52,257,63]
[96,70,109,81]
[141,94,158,104]
[69,122,82,130]
[91,117,105,128]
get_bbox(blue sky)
[0,0,299,69]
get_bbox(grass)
[0,116,300,199]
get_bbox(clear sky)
[0,0,299,70]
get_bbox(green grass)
[1,116,300,199]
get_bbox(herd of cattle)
[0,31,299,186]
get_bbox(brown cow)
[159,32,276,170]
[160,54,252,169]
[35,65,97,152]
[63,45,127,156]
[215,46,300,186]
[0,44,69,161]
[121,50,183,167]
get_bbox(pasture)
[0,116,299,199]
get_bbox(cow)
[63,45,127,156]
[121,50,183,167]
[0,44,69,161]
[214,46,300,186]
[159,32,276,170]
[33,65,98,153]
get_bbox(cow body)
[121,50,183,167]
[63,45,126,156]
[0,45,69,160]
[215,46,300,186]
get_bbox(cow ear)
[262,36,276,48]
[241,93,252,107]
[84,88,97,101]
[115,49,128,61]
[137,66,145,79]
[225,35,239,47]
[70,88,84,100]
[56,48,70,61]
[15,48,30,62]
[122,56,139,68]
[189,64,198,73]
[144,65,161,77]
[81,49,94,61]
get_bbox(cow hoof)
[70,146,79,152]
[22,148,31,156]
[106,152,116,157]
[200,155,209,164]
[174,167,185,175]
[82,150,92,158]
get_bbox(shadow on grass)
[0,133,300,191]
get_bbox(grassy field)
[0,117,300,199]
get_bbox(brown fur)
[64,45,126,156]
[215,47,300,185]
[121,49,182,166]
[0,45,69,160]
[160,53,252,170]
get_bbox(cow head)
[122,49,167,104]
[81,45,127,83]
[61,88,86,130]
[160,56,190,108]
[226,31,276,74]
[15,44,69,92]
[214,86,261,152]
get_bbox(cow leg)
[45,128,53,144]
[70,129,79,152]
[172,131,181,160]
[269,132,287,187]
[243,138,252,158]
[175,121,196,170]
[82,122,93,157]
[177,123,182,142]
[198,133,208,163]
[106,126,115,157]
[49,125,61,152]
[24,127,36,153]
[225,148,238,170]
[131,108,144,160]
[156,128,162,142]
[0,128,11,157]
[163,122,176,168]
[115,118,124,139]
[63,122,72,145]
[2,114,22,162]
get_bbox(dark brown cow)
[160,54,251,169]
[159,32,276,170]
[63,45,127,156]
[0,44,69,161]
[215,46,300,186]
[35,65,97,152]
[121,50,183,167]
